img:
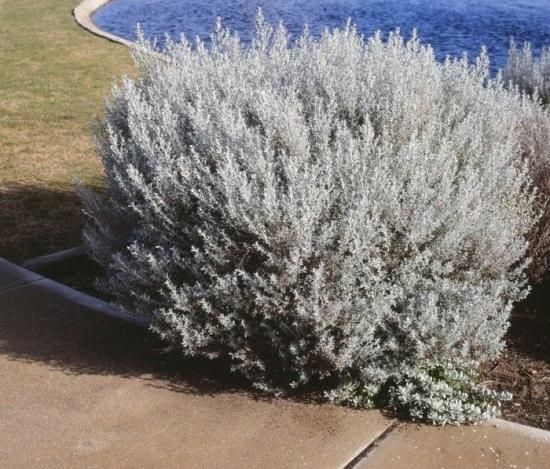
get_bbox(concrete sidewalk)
[1,257,549,468]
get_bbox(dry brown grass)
[0,0,133,261]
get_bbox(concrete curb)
[35,276,151,328]
[0,258,43,289]
[22,246,86,272]
[73,0,134,47]
[0,257,150,328]
[489,417,550,442]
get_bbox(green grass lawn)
[0,0,133,261]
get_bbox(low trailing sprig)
[326,360,512,425]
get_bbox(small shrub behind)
[503,41,550,105]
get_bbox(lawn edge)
[22,246,86,272]
[73,0,134,47]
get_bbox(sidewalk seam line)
[343,420,401,469]
[0,279,43,295]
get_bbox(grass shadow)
[0,184,98,262]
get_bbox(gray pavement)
[1,257,549,468]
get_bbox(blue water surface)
[94,0,550,71]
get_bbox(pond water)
[94,0,550,71]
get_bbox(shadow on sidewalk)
[0,283,260,399]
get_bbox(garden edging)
[22,246,86,272]
[0,257,149,327]
[73,0,133,47]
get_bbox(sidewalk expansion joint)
[344,419,401,468]
[0,279,43,295]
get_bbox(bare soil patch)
[482,281,550,430]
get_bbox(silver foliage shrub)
[82,17,536,423]
[503,40,550,105]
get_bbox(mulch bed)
[481,281,550,430]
